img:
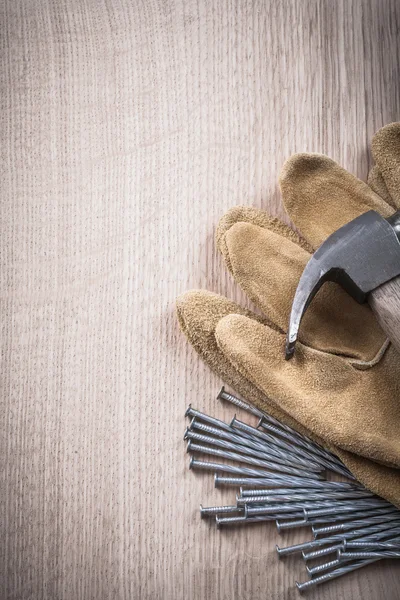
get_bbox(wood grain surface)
[1,1,400,599]
[370,275,400,355]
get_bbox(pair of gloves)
[177,122,400,507]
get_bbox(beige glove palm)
[177,123,400,506]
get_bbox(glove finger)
[216,205,313,271]
[177,290,400,507]
[218,218,386,361]
[280,153,394,249]
[176,288,352,441]
[215,313,400,468]
[371,122,400,207]
[368,165,397,208]
[176,289,289,420]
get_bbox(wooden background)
[1,1,400,599]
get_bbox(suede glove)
[177,123,400,507]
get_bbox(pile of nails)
[184,387,400,593]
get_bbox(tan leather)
[177,122,400,506]
[177,290,400,508]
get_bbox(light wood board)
[1,1,400,598]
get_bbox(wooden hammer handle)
[369,274,400,353]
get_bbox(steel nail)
[275,514,375,533]
[237,490,375,504]
[304,526,400,561]
[231,417,322,465]
[247,499,386,517]
[217,388,329,462]
[187,441,323,479]
[215,388,355,479]
[342,539,400,550]
[185,405,235,433]
[312,510,400,537]
[216,512,304,528]
[306,557,342,576]
[214,474,287,488]
[217,386,264,418]
[295,559,380,593]
[257,418,355,479]
[257,417,343,468]
[189,458,315,482]
[189,418,323,472]
[339,550,400,560]
[186,407,325,473]
[199,504,244,518]
[275,520,400,557]
[185,430,321,474]
[240,481,362,494]
[276,519,308,532]
[304,501,390,520]
[190,459,357,489]
[303,543,344,561]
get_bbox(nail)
[216,512,304,528]
[189,458,313,481]
[189,418,323,472]
[276,514,381,533]
[306,557,341,576]
[339,550,400,560]
[189,416,266,452]
[185,405,234,433]
[240,481,362,495]
[237,494,329,506]
[217,386,264,418]
[214,474,288,488]
[237,490,374,504]
[296,559,379,593]
[199,504,244,518]
[186,407,325,473]
[275,520,400,557]
[231,417,322,466]
[217,388,324,461]
[312,510,400,537]
[257,418,355,479]
[276,519,308,532]
[189,459,347,488]
[187,441,323,479]
[342,539,400,550]
[258,417,343,467]
[305,500,390,520]
[215,389,355,479]
[185,430,321,474]
[302,543,344,561]
[247,499,385,518]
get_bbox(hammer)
[286,210,400,359]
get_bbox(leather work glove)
[177,123,400,507]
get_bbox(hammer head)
[286,210,400,359]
